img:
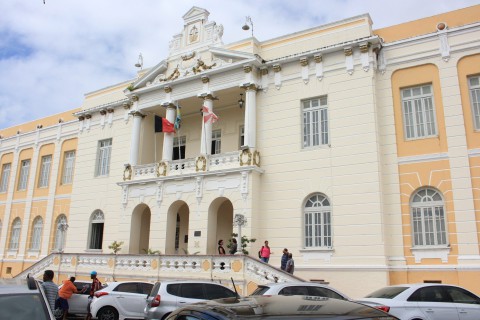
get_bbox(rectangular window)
[0,163,11,193]
[239,126,245,149]
[305,211,331,248]
[401,85,437,139]
[62,151,76,185]
[9,224,21,250]
[468,76,480,130]
[211,130,221,154]
[303,96,329,148]
[38,155,52,188]
[30,221,43,250]
[89,223,104,249]
[95,139,112,177]
[18,160,31,190]
[173,136,186,160]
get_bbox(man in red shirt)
[85,271,102,320]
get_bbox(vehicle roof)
[0,278,40,294]
[158,280,231,285]
[381,283,465,289]
[259,281,332,287]
[172,295,396,319]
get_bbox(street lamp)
[242,16,254,37]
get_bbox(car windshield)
[365,286,408,299]
[0,293,50,320]
[250,286,270,296]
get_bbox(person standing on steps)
[229,238,238,254]
[280,248,289,270]
[218,239,226,255]
[286,253,295,274]
[259,240,272,263]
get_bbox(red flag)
[202,106,218,124]
[154,116,175,133]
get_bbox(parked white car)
[249,281,350,300]
[357,283,480,320]
[90,281,153,320]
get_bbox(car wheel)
[97,306,119,320]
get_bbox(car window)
[444,286,480,304]
[74,282,91,295]
[250,286,270,296]
[365,286,408,298]
[140,283,154,295]
[408,287,452,302]
[308,286,345,300]
[279,286,309,296]
[115,282,139,293]
[167,283,181,297]
[204,284,236,299]
[180,284,205,299]
[0,293,50,320]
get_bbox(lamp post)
[242,16,254,37]
[233,214,247,252]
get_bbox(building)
[0,6,479,297]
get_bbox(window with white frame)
[61,151,76,185]
[38,155,52,188]
[401,85,437,139]
[304,194,332,248]
[303,96,329,148]
[0,163,11,193]
[30,216,43,250]
[411,187,448,247]
[54,215,68,251]
[95,139,112,177]
[211,130,221,154]
[89,210,104,250]
[9,218,21,250]
[239,126,245,148]
[173,136,186,160]
[468,76,480,130]
[18,159,30,190]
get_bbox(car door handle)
[425,309,434,313]
[179,301,187,304]
[459,310,467,314]
[116,296,125,299]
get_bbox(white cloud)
[1,0,478,128]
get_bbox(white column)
[244,85,257,149]
[129,110,143,166]
[162,105,176,161]
[200,96,214,155]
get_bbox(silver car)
[144,280,238,320]
[249,281,350,300]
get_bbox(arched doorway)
[207,198,234,254]
[129,204,151,254]
[165,201,189,255]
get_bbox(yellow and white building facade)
[0,6,479,297]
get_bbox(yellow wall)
[374,5,480,42]
[398,160,457,265]
[392,64,448,157]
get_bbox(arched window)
[411,188,447,246]
[54,215,68,251]
[9,218,22,250]
[89,210,104,250]
[30,216,43,250]
[304,194,332,248]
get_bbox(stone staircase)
[16,253,303,295]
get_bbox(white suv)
[90,281,153,320]
[144,280,238,320]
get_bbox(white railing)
[16,253,301,295]
[131,151,242,181]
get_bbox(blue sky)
[1,0,479,129]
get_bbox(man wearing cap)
[85,271,102,320]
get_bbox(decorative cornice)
[273,64,282,72]
[243,65,252,73]
[201,76,210,84]
[99,110,107,116]
[344,47,353,56]
[85,114,92,119]
[260,68,268,75]
[131,95,139,102]
[359,42,370,53]
[130,111,145,118]
[314,54,323,63]
[299,57,308,67]
[107,108,114,113]
[164,86,172,93]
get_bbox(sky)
[1,0,479,129]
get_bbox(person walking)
[85,271,102,320]
[229,238,238,254]
[286,253,295,274]
[259,240,272,263]
[41,270,58,313]
[280,248,289,271]
[57,276,78,320]
[218,239,226,255]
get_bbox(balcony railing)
[132,151,241,180]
